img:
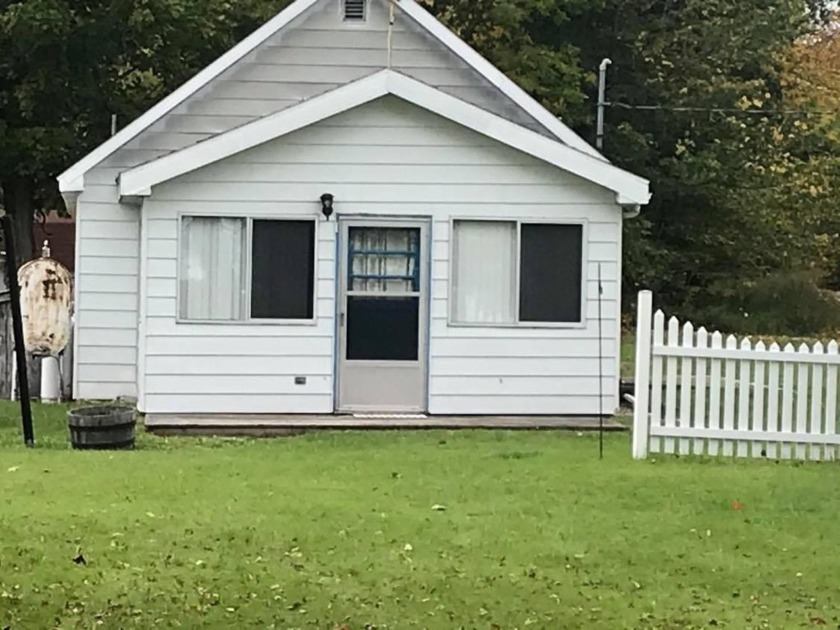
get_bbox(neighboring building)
[57,0,651,425]
[34,213,76,273]
[0,212,75,292]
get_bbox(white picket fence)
[632,290,840,460]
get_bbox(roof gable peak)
[58,0,606,194]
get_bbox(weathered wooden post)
[1,215,34,447]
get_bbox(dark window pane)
[347,296,419,361]
[519,224,583,323]
[251,220,315,319]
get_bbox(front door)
[337,218,429,413]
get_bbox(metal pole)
[596,58,612,151]
[598,263,604,459]
[2,216,34,447]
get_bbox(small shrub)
[691,271,840,337]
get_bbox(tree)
[782,11,840,288]
[418,0,594,125]
[556,0,837,329]
[3,0,837,333]
[0,0,286,263]
[420,0,836,332]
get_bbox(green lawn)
[1,403,839,629]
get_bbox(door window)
[346,227,421,361]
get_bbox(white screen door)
[337,218,429,413]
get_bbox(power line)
[606,101,838,116]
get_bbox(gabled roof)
[57,0,605,193]
[118,70,650,206]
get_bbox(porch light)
[320,193,334,221]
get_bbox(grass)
[2,403,840,628]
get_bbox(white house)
[57,0,651,425]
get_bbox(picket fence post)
[632,290,653,459]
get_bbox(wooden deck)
[144,413,628,435]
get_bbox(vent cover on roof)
[344,0,366,21]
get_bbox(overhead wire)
[605,101,838,116]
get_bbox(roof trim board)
[118,70,650,206]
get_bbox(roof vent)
[344,0,366,21]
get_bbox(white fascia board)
[60,175,85,194]
[57,0,323,193]
[395,0,607,162]
[386,72,650,206]
[119,70,390,197]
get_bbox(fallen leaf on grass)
[731,500,743,511]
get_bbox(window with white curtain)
[178,216,316,322]
[451,220,584,325]
[452,220,517,324]
[179,217,246,321]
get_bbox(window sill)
[174,318,319,327]
[446,320,587,330]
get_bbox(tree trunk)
[1,176,36,265]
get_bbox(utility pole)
[596,58,612,151]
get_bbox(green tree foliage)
[2,0,837,334]
[418,0,593,123]
[422,0,838,334]
[0,0,290,261]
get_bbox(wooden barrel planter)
[67,405,136,450]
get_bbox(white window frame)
[447,217,589,329]
[339,0,368,25]
[176,211,319,326]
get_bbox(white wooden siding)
[135,97,621,415]
[73,200,139,401]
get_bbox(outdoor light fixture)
[320,193,334,221]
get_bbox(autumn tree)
[550,0,836,330]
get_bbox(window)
[251,220,315,319]
[343,0,366,21]
[451,220,584,325]
[346,227,421,361]
[179,217,246,321]
[452,221,517,324]
[179,216,316,322]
